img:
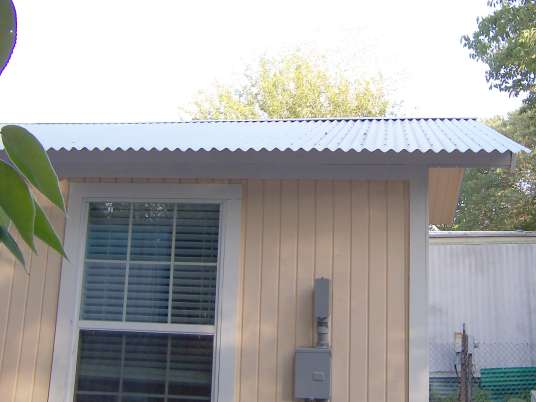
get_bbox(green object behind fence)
[480,367,536,402]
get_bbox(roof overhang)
[40,149,503,226]
[40,148,516,180]
[0,118,527,226]
[0,148,511,226]
[428,168,464,224]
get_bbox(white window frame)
[48,182,241,402]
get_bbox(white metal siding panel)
[429,240,536,375]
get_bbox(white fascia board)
[46,149,513,180]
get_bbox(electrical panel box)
[454,332,462,353]
[314,278,330,319]
[294,347,331,400]
[454,332,476,354]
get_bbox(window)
[76,331,213,402]
[49,184,240,402]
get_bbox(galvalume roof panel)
[1,118,529,154]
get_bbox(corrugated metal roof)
[2,117,529,154]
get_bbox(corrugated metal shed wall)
[429,236,536,375]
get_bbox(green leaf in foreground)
[33,200,66,258]
[0,0,17,77]
[0,160,35,251]
[0,206,25,267]
[1,125,65,211]
[0,204,9,226]
[0,226,25,266]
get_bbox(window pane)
[86,202,130,260]
[81,201,220,325]
[126,263,170,323]
[131,203,174,262]
[175,204,219,264]
[75,331,213,402]
[76,331,122,395]
[171,264,217,325]
[122,333,167,395]
[168,335,214,399]
[81,261,126,321]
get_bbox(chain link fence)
[430,342,536,401]
[431,342,536,376]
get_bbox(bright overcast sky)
[0,0,522,122]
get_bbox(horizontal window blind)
[174,205,219,264]
[172,265,216,324]
[75,331,213,402]
[81,202,220,325]
[126,263,170,323]
[86,202,130,260]
[82,262,126,321]
[131,203,174,262]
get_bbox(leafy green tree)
[447,110,536,230]
[0,0,66,268]
[455,0,536,230]
[189,52,391,119]
[462,0,536,109]
[0,0,16,75]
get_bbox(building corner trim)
[409,170,429,402]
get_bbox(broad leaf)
[33,200,66,258]
[0,226,25,267]
[0,0,16,77]
[0,160,35,251]
[1,125,65,211]
[0,206,25,267]
[0,204,9,226]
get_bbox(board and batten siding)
[0,181,69,402]
[0,178,410,402]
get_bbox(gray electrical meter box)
[294,347,331,400]
[314,278,330,319]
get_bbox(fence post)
[458,324,472,402]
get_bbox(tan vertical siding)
[332,181,351,402]
[368,182,388,402]
[387,181,409,402]
[349,181,371,402]
[295,181,316,348]
[0,182,68,402]
[0,178,409,402]
[239,180,263,402]
[239,179,409,402]
[276,181,298,402]
[258,181,280,402]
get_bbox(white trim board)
[409,171,429,402]
[48,182,242,402]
